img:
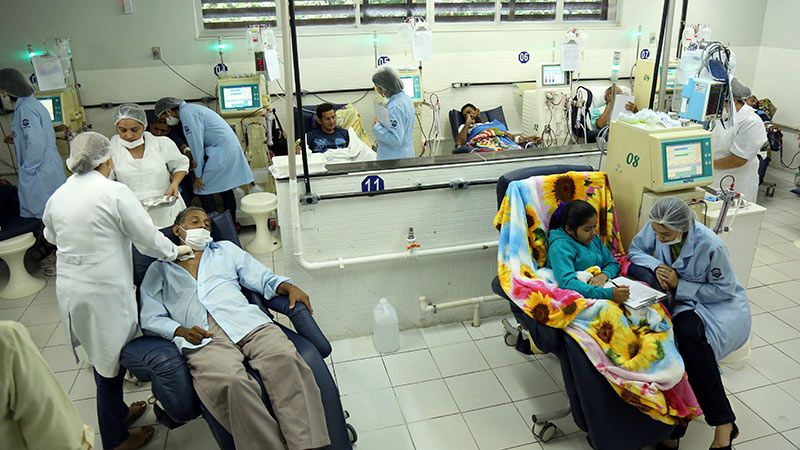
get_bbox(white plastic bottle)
[373,298,399,353]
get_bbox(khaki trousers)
[183,315,330,450]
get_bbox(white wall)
[753,0,800,128]
[0,0,767,171]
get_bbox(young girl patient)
[546,200,630,303]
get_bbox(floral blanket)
[466,120,522,152]
[494,171,701,425]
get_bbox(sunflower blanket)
[494,171,701,425]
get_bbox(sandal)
[710,422,738,450]
[124,401,147,427]
[113,426,155,450]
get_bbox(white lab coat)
[711,104,767,202]
[110,132,190,228]
[42,171,178,377]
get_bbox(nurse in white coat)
[43,132,192,450]
[711,78,767,202]
[109,104,189,228]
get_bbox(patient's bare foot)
[124,400,147,426]
[114,426,155,450]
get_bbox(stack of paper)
[604,276,667,309]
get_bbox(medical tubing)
[649,0,670,110]
[287,0,312,195]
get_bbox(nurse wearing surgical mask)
[42,132,193,450]
[711,78,767,202]
[371,66,416,160]
[109,104,190,228]
[0,68,66,220]
[154,97,254,224]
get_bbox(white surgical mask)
[166,116,180,126]
[179,227,212,251]
[661,234,683,246]
[121,136,144,149]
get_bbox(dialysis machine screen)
[220,84,260,112]
[664,141,704,182]
[39,98,55,121]
[36,96,62,124]
[541,64,567,87]
[399,74,422,101]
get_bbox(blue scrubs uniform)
[372,92,415,160]
[178,102,253,195]
[11,95,66,219]
[628,220,751,360]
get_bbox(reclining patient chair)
[120,211,355,449]
[448,106,508,154]
[491,165,674,450]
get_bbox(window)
[200,0,357,28]
[198,0,613,29]
[434,0,496,23]
[360,0,426,25]
[500,0,557,22]
[562,0,609,21]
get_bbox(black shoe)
[709,422,738,450]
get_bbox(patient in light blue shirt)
[138,207,330,449]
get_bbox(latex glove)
[176,245,194,261]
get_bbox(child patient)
[546,200,630,303]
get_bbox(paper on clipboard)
[32,54,66,91]
[610,94,635,121]
[374,100,391,128]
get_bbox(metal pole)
[287,0,312,195]
[278,0,296,181]
[648,0,671,110]
[656,0,676,112]
[676,0,689,59]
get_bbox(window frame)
[193,0,621,39]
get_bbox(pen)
[610,280,620,288]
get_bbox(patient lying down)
[140,207,330,450]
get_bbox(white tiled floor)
[1,170,799,449]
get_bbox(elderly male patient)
[140,207,329,450]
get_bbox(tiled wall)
[275,152,600,339]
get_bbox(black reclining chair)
[120,211,355,449]
[491,165,674,450]
[448,106,508,154]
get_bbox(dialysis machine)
[216,74,271,179]
[34,86,85,176]
[606,121,713,248]
[606,120,765,285]
[521,63,571,142]
[395,68,425,156]
[632,53,679,113]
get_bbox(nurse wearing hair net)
[110,103,189,227]
[371,66,415,160]
[154,97,253,223]
[0,68,66,219]
[627,197,750,450]
[42,132,193,450]
[711,78,767,202]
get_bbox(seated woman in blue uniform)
[627,197,750,450]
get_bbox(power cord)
[158,58,215,98]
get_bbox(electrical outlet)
[152,46,161,60]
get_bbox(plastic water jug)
[373,298,399,353]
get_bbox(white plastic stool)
[719,336,751,367]
[240,193,281,254]
[0,232,46,300]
